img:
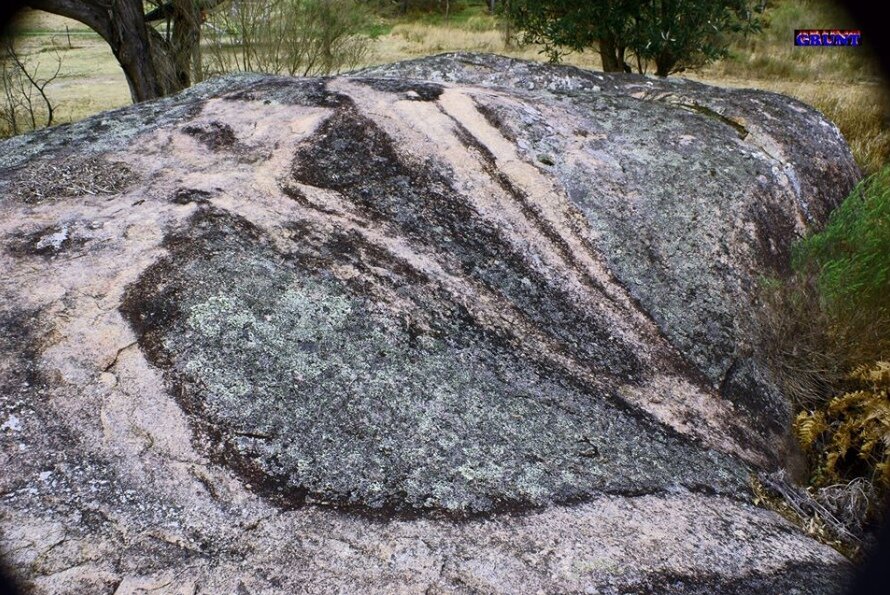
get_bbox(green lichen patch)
[121,207,748,514]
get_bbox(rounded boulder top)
[0,53,859,593]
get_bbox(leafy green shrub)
[795,167,890,371]
[762,166,890,407]
[794,168,890,323]
[501,0,762,75]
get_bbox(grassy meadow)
[2,0,888,172]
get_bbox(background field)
[3,0,888,172]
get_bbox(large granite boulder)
[0,53,860,592]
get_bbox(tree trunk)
[192,36,203,84]
[25,0,189,102]
[146,27,181,96]
[501,0,512,47]
[654,52,676,77]
[598,37,623,72]
[616,43,631,73]
[108,0,168,101]
[170,0,202,89]
[33,0,174,101]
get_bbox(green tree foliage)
[501,0,762,76]
[636,0,763,75]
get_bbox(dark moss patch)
[0,307,45,395]
[182,121,238,151]
[280,185,341,217]
[171,188,213,205]
[631,561,850,594]
[222,78,351,108]
[473,99,518,143]
[353,78,444,101]
[6,224,87,258]
[283,222,432,289]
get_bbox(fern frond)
[795,410,828,450]
[849,361,890,386]
[827,390,871,415]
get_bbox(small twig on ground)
[757,470,863,547]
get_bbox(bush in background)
[204,0,373,77]
[500,0,763,75]
[0,36,61,137]
[794,168,890,331]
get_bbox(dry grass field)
[3,0,888,172]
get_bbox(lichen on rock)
[121,207,748,514]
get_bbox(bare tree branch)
[3,38,62,127]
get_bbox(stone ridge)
[0,53,859,592]
[356,52,861,419]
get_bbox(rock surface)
[0,53,860,592]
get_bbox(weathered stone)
[0,53,859,592]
